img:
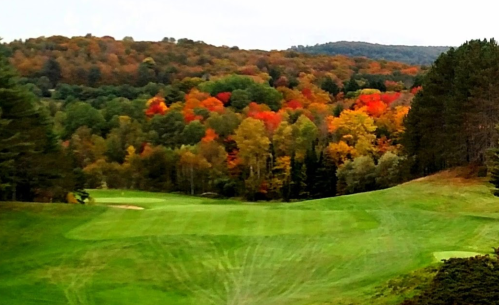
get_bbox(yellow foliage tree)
[327,141,357,166]
[327,108,377,156]
[233,118,270,198]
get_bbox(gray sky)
[1,0,497,50]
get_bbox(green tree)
[88,66,102,87]
[336,156,376,195]
[63,102,106,138]
[344,78,360,93]
[205,110,240,138]
[36,76,52,97]
[181,120,206,145]
[148,110,185,147]
[294,115,318,161]
[105,117,145,163]
[200,75,255,96]
[0,54,74,201]
[137,63,156,87]
[312,150,337,198]
[231,89,251,111]
[375,152,405,189]
[321,76,340,95]
[247,83,282,111]
[41,58,62,87]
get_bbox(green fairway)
[2,176,499,304]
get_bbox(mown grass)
[1,175,499,304]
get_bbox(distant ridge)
[289,41,451,65]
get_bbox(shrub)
[402,253,499,304]
[376,152,405,189]
[337,156,376,195]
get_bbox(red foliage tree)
[216,92,232,105]
[366,100,388,117]
[286,100,303,110]
[301,88,313,99]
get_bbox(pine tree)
[404,39,499,176]
[0,54,74,201]
[321,76,340,96]
[41,58,61,87]
[312,150,337,198]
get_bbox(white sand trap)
[109,205,145,210]
[433,251,483,261]
[98,197,165,204]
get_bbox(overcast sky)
[1,0,497,50]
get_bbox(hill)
[289,41,451,65]
[2,35,422,88]
[1,173,498,304]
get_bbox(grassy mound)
[1,174,499,304]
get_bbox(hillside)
[289,41,451,65]
[2,35,422,88]
[1,173,499,304]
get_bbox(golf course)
[1,172,499,305]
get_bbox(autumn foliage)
[6,34,424,201]
[5,35,422,88]
[145,96,168,117]
[216,92,232,104]
[202,128,218,143]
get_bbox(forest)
[0,35,425,202]
[2,36,499,202]
[290,41,450,65]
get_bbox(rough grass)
[1,173,499,304]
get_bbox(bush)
[402,253,499,304]
[215,178,238,198]
[376,152,406,189]
[337,156,376,195]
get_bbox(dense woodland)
[3,36,499,202]
[290,41,450,65]
[1,35,424,88]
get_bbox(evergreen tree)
[312,150,337,198]
[321,76,340,95]
[88,66,102,87]
[404,39,499,176]
[0,54,74,201]
[41,58,62,87]
[343,78,359,93]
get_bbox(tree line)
[290,41,450,65]
[2,35,421,89]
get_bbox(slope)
[0,174,498,304]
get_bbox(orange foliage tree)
[145,96,168,117]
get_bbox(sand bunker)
[109,205,145,210]
[433,251,483,261]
